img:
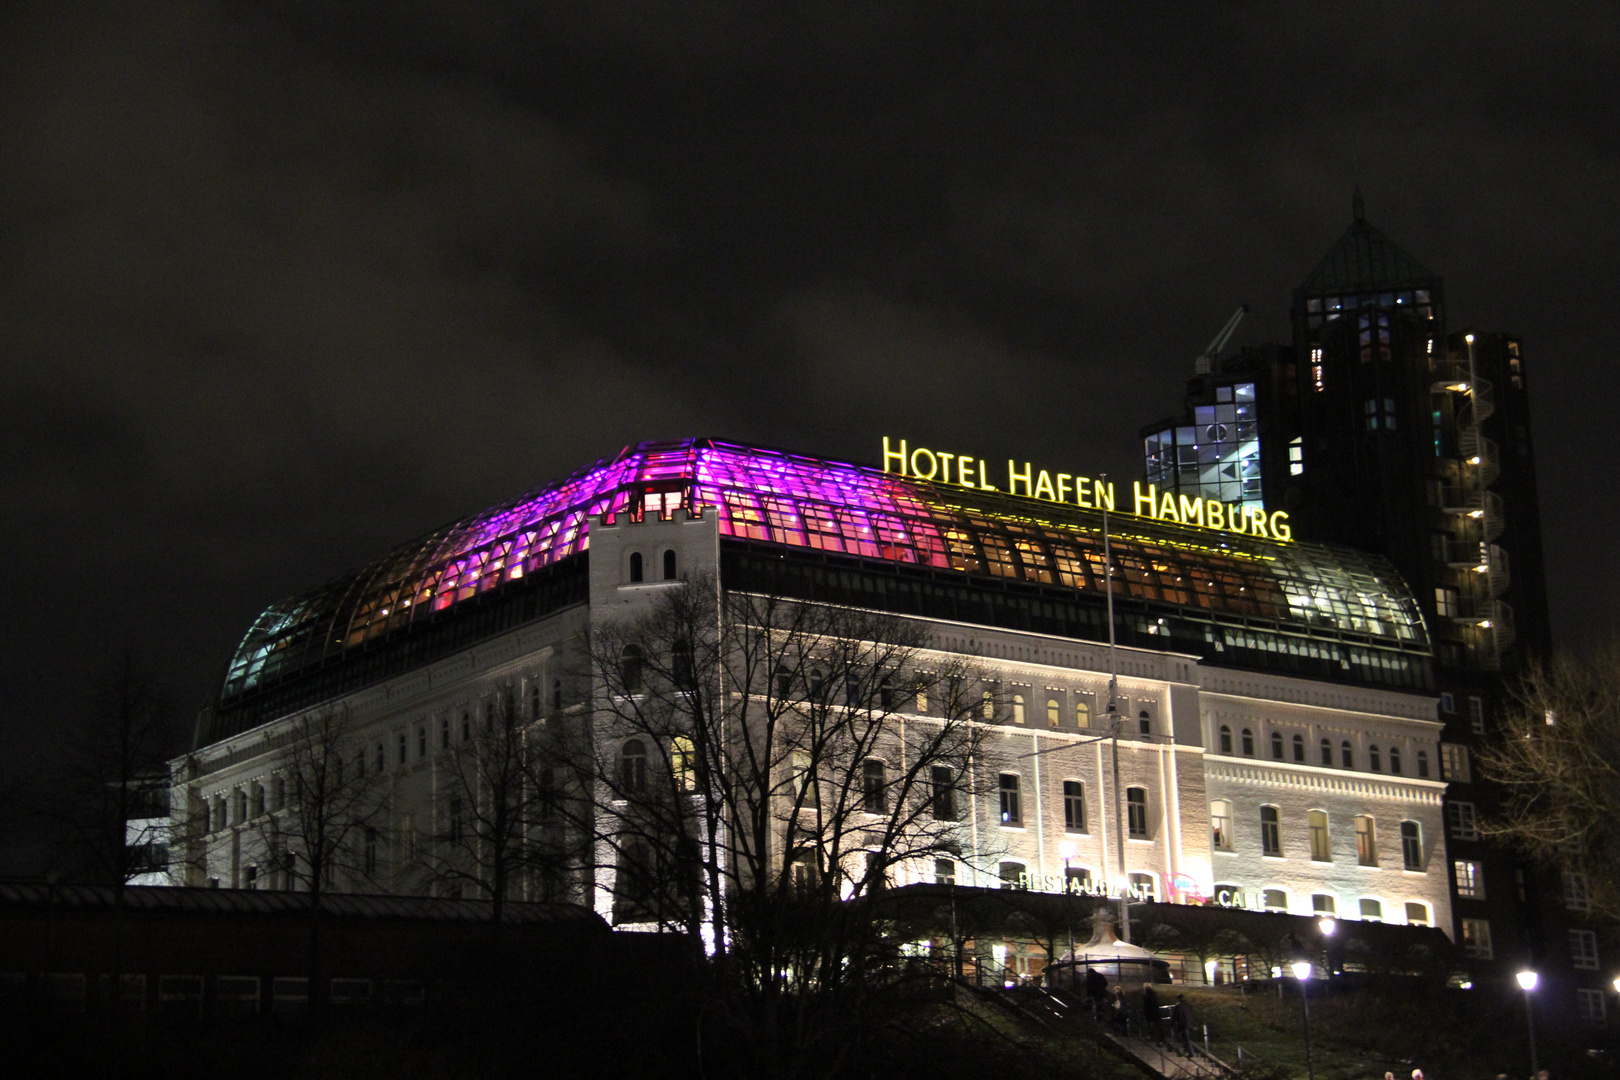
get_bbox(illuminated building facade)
[180,439,1451,952]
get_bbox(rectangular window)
[1571,929,1601,970]
[1359,898,1383,922]
[1313,894,1336,916]
[999,774,1022,826]
[1130,873,1158,901]
[1564,871,1591,911]
[1260,806,1281,856]
[1441,743,1472,782]
[999,861,1027,889]
[930,766,956,822]
[934,858,956,886]
[1461,918,1493,959]
[1355,816,1377,866]
[1578,988,1607,1022]
[1448,801,1479,841]
[1405,902,1429,926]
[1210,800,1233,851]
[862,760,885,814]
[1308,810,1330,861]
[1063,780,1086,833]
[1439,692,1455,714]
[1454,860,1484,899]
[1401,821,1423,871]
[1127,788,1149,839]
[1468,696,1485,735]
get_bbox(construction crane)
[1193,304,1249,374]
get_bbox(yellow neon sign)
[881,436,1291,543]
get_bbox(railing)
[1444,542,1510,595]
[1437,488,1504,540]
[1456,431,1501,487]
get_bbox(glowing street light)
[1318,917,1336,937]
[1516,970,1539,1078]
[1293,960,1316,1080]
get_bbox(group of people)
[1081,967,1196,1056]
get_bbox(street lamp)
[1292,961,1315,1080]
[1058,841,1078,960]
[1318,917,1336,938]
[1318,917,1336,976]
[1515,970,1539,1079]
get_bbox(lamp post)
[1100,473,1130,944]
[1058,841,1078,961]
[1292,960,1315,1080]
[1516,970,1539,1079]
[1319,917,1336,975]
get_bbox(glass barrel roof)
[221,439,1427,701]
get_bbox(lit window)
[1127,788,1149,839]
[1460,918,1493,959]
[1448,801,1479,841]
[1359,898,1383,922]
[1289,436,1304,475]
[1401,821,1423,870]
[1454,860,1484,899]
[1578,988,1607,1021]
[1441,744,1471,782]
[1075,699,1091,728]
[1313,894,1336,917]
[1405,902,1429,926]
[981,691,994,719]
[1355,816,1377,866]
[1210,800,1233,850]
[1308,810,1330,861]
[792,751,818,808]
[1047,698,1061,727]
[1011,695,1026,725]
[1564,871,1591,911]
[1570,929,1600,970]
[999,774,1022,826]
[1260,805,1281,856]
[1063,780,1087,833]
[672,736,695,791]
[862,760,886,814]
[1262,889,1287,912]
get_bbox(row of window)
[1457,918,1605,977]
[625,548,679,583]
[1227,887,1429,925]
[1215,724,1437,778]
[1210,802,1423,869]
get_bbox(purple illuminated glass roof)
[221,439,1425,699]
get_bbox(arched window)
[1313,894,1337,917]
[1012,694,1026,725]
[1260,805,1281,856]
[1292,734,1305,762]
[1369,745,1382,772]
[982,691,995,719]
[629,552,644,583]
[672,736,696,791]
[1076,700,1091,728]
[1308,810,1330,861]
[1270,731,1284,760]
[1359,898,1383,922]
[1047,699,1061,727]
[1262,888,1288,912]
[1404,901,1430,926]
[1219,725,1233,754]
[620,645,644,693]
[1138,710,1151,735]
[440,716,450,750]
[1400,820,1422,870]
[620,739,647,793]
[662,549,677,580]
[1127,787,1149,839]
[1416,750,1430,778]
[1389,747,1403,774]
[1210,799,1233,850]
[1241,729,1255,756]
[1341,740,1354,768]
[1320,738,1332,766]
[1062,780,1087,832]
[1355,815,1377,865]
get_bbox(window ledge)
[1357,863,1382,871]
[1127,837,1155,844]
[1214,848,1237,856]
[999,825,1027,832]
[1261,854,1286,861]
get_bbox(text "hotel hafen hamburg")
[881,437,1292,542]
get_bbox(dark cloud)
[2,1,1617,802]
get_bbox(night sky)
[3,2,1617,791]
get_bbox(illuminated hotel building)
[180,439,1451,944]
[1143,196,1572,1007]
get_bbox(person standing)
[1142,982,1162,1036]
[1170,993,1196,1056]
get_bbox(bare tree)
[580,572,990,1080]
[417,687,560,922]
[1478,641,1620,923]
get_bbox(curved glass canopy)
[222,439,1427,702]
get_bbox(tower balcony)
[1455,431,1501,488]
[1437,487,1504,541]
[1444,542,1510,596]
[1447,597,1516,667]
[1430,360,1495,426]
